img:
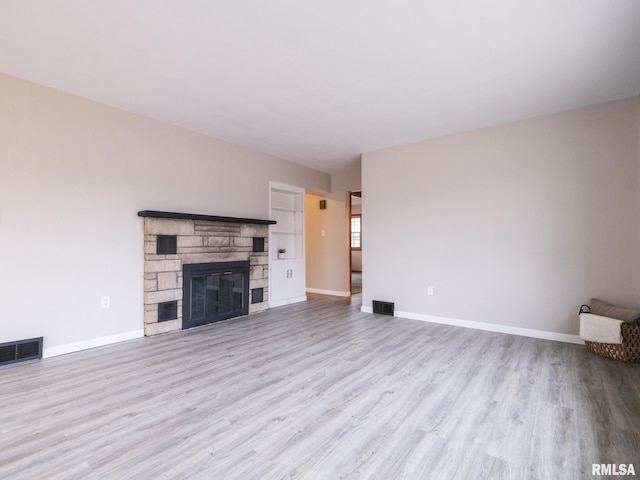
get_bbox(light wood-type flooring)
[1,294,639,479]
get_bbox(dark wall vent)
[158,300,178,322]
[157,235,177,255]
[252,237,265,253]
[251,287,264,304]
[373,300,394,316]
[0,337,43,367]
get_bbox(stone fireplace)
[139,210,274,336]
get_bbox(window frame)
[351,214,362,251]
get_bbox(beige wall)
[0,73,330,354]
[351,252,362,272]
[362,97,640,336]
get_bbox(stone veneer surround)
[141,213,271,336]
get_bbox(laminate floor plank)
[1,294,639,479]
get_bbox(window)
[351,214,361,250]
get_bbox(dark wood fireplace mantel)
[138,210,276,225]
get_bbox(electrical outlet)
[101,296,111,309]
[427,285,434,296]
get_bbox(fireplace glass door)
[183,261,249,329]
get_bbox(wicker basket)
[585,324,640,362]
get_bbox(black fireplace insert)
[182,261,250,329]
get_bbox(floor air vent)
[373,300,394,316]
[0,337,43,367]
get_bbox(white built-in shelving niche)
[269,181,306,307]
[269,183,305,260]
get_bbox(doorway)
[349,191,362,295]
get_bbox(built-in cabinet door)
[270,260,290,305]
[286,258,306,300]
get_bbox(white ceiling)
[1,1,639,174]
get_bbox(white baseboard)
[269,295,307,308]
[306,288,351,297]
[43,329,145,358]
[360,306,583,345]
